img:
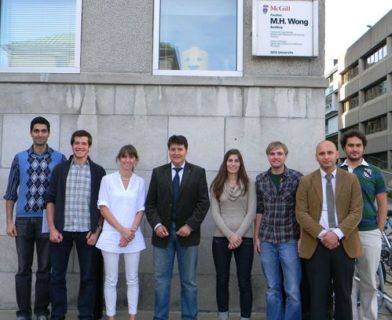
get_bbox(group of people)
[4,116,387,320]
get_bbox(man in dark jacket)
[46,130,106,320]
[145,135,210,320]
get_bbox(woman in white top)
[210,149,256,320]
[96,145,146,320]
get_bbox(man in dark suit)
[295,140,362,320]
[145,135,210,320]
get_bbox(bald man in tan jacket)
[296,141,362,320]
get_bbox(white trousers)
[351,229,382,320]
[101,250,141,316]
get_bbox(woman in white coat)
[96,145,146,320]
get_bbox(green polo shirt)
[341,159,387,231]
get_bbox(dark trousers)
[50,232,98,320]
[212,237,254,318]
[300,259,311,320]
[15,217,50,319]
[305,242,355,320]
[93,250,103,320]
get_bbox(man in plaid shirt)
[254,141,303,320]
[46,130,106,320]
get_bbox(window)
[153,0,243,76]
[364,79,388,102]
[0,0,81,73]
[364,152,388,170]
[363,115,387,135]
[340,125,359,136]
[325,115,338,136]
[342,94,359,113]
[327,74,333,85]
[365,44,387,69]
[341,63,358,84]
[325,95,332,112]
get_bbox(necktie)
[325,174,336,228]
[172,167,182,220]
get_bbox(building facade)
[325,60,339,146]
[0,0,325,311]
[338,9,392,169]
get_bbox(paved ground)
[0,310,229,320]
[0,308,391,320]
[0,282,390,319]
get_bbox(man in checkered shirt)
[253,141,303,319]
[46,130,106,320]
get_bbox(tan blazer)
[295,168,362,259]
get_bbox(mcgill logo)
[270,5,290,12]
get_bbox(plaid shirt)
[64,160,91,232]
[256,167,302,243]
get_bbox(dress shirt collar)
[171,162,186,170]
[267,165,289,177]
[340,158,368,168]
[320,168,337,179]
[70,157,90,167]
[28,145,52,156]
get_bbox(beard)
[347,153,362,161]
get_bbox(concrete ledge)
[0,73,328,88]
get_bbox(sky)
[325,0,392,70]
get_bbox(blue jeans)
[15,217,50,320]
[50,232,98,320]
[260,240,302,320]
[153,224,198,320]
[212,237,253,318]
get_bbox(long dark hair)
[210,149,249,200]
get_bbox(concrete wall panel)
[114,86,139,115]
[340,109,360,129]
[365,134,389,154]
[0,201,6,237]
[168,117,225,171]
[82,0,153,73]
[307,88,326,118]
[96,115,168,170]
[139,86,243,117]
[0,273,16,308]
[0,236,16,272]
[2,115,61,167]
[225,117,322,174]
[0,84,87,114]
[359,95,389,122]
[244,88,308,118]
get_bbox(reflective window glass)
[0,0,81,72]
[154,0,242,76]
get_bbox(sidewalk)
[0,310,257,319]
[0,309,390,319]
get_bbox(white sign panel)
[252,0,318,56]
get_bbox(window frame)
[363,78,388,102]
[152,0,243,77]
[363,114,387,135]
[364,43,387,69]
[0,0,82,73]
